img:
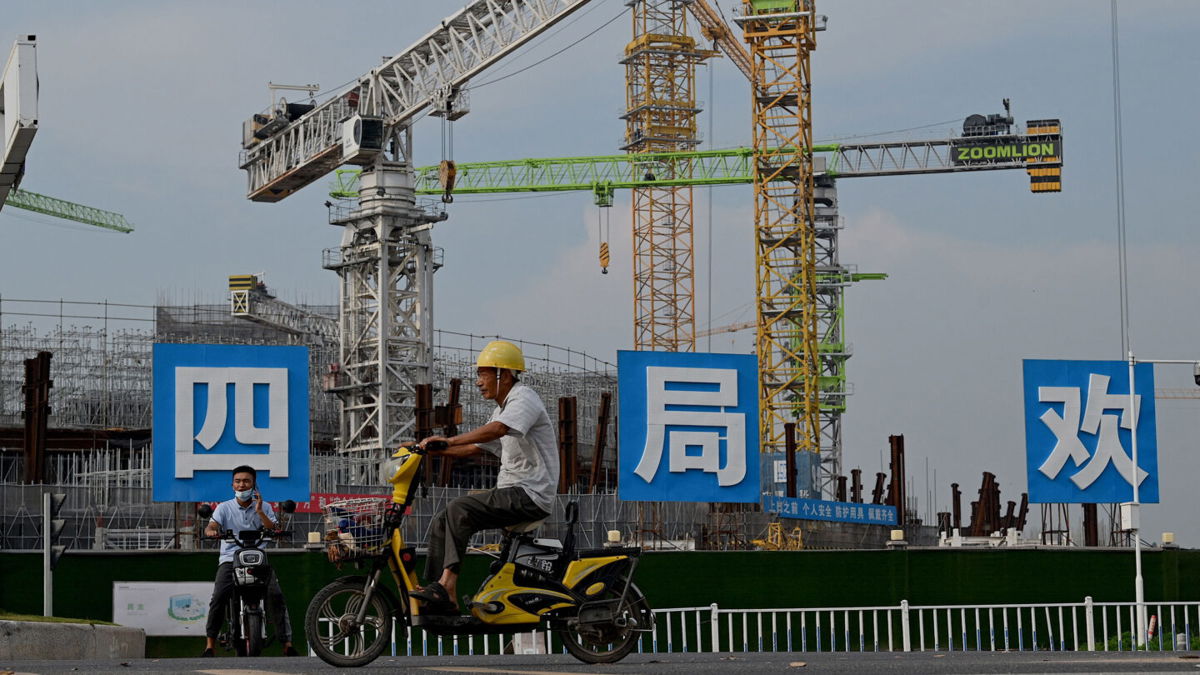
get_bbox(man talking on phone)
[200,465,298,657]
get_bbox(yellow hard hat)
[476,340,525,372]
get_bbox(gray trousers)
[425,486,548,582]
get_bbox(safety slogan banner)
[1023,359,1158,504]
[152,344,310,502]
[762,495,897,526]
[618,350,760,503]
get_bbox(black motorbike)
[198,501,295,656]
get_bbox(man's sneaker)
[284,645,299,656]
[200,647,215,657]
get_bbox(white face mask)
[235,488,254,502]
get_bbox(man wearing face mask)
[201,465,298,657]
[411,340,559,612]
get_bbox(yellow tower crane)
[738,0,822,456]
[623,3,714,352]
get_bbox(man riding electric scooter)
[412,340,559,612]
[201,465,298,657]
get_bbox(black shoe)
[410,581,450,603]
[200,647,215,657]
[284,645,299,656]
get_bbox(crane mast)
[241,0,596,457]
[623,2,711,352]
[738,0,822,468]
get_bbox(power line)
[470,7,629,90]
[817,118,963,144]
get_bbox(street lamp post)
[1126,353,1198,648]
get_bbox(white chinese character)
[634,366,746,487]
[174,367,290,478]
[1037,374,1146,490]
[1036,386,1089,479]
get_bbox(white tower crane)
[239,1,595,456]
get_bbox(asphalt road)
[4,651,1200,675]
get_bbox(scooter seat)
[505,518,547,534]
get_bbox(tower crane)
[1,36,133,233]
[624,2,714,352]
[239,0,598,456]
[333,110,1061,496]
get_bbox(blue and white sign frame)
[153,344,310,502]
[618,350,760,503]
[1023,359,1158,504]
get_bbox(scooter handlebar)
[401,440,448,455]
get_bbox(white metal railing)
[347,598,1200,657]
[688,599,1200,654]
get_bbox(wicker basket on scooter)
[321,498,390,563]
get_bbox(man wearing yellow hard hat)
[412,340,559,610]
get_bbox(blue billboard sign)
[1023,359,1157,504]
[762,495,897,526]
[152,344,311,502]
[617,350,760,503]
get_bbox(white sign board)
[113,581,213,636]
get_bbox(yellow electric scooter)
[303,442,653,667]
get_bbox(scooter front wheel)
[304,578,394,667]
[245,611,264,657]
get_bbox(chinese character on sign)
[1023,360,1158,504]
[1037,374,1147,489]
[634,366,746,487]
[618,351,760,503]
[173,366,290,479]
[153,344,310,502]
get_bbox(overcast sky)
[3,1,1199,547]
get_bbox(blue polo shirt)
[211,498,276,564]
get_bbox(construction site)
[4,0,1185,561]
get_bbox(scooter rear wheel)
[558,583,648,664]
[304,578,394,667]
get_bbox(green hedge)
[1,547,1192,657]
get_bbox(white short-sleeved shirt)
[477,383,559,513]
[211,497,276,565]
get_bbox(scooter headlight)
[380,449,413,485]
[236,549,264,566]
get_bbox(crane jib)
[242,0,597,202]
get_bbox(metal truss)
[325,133,1061,195]
[239,0,594,202]
[826,134,1058,177]
[623,1,711,352]
[4,189,135,232]
[230,288,338,343]
[741,1,821,458]
[319,163,441,455]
